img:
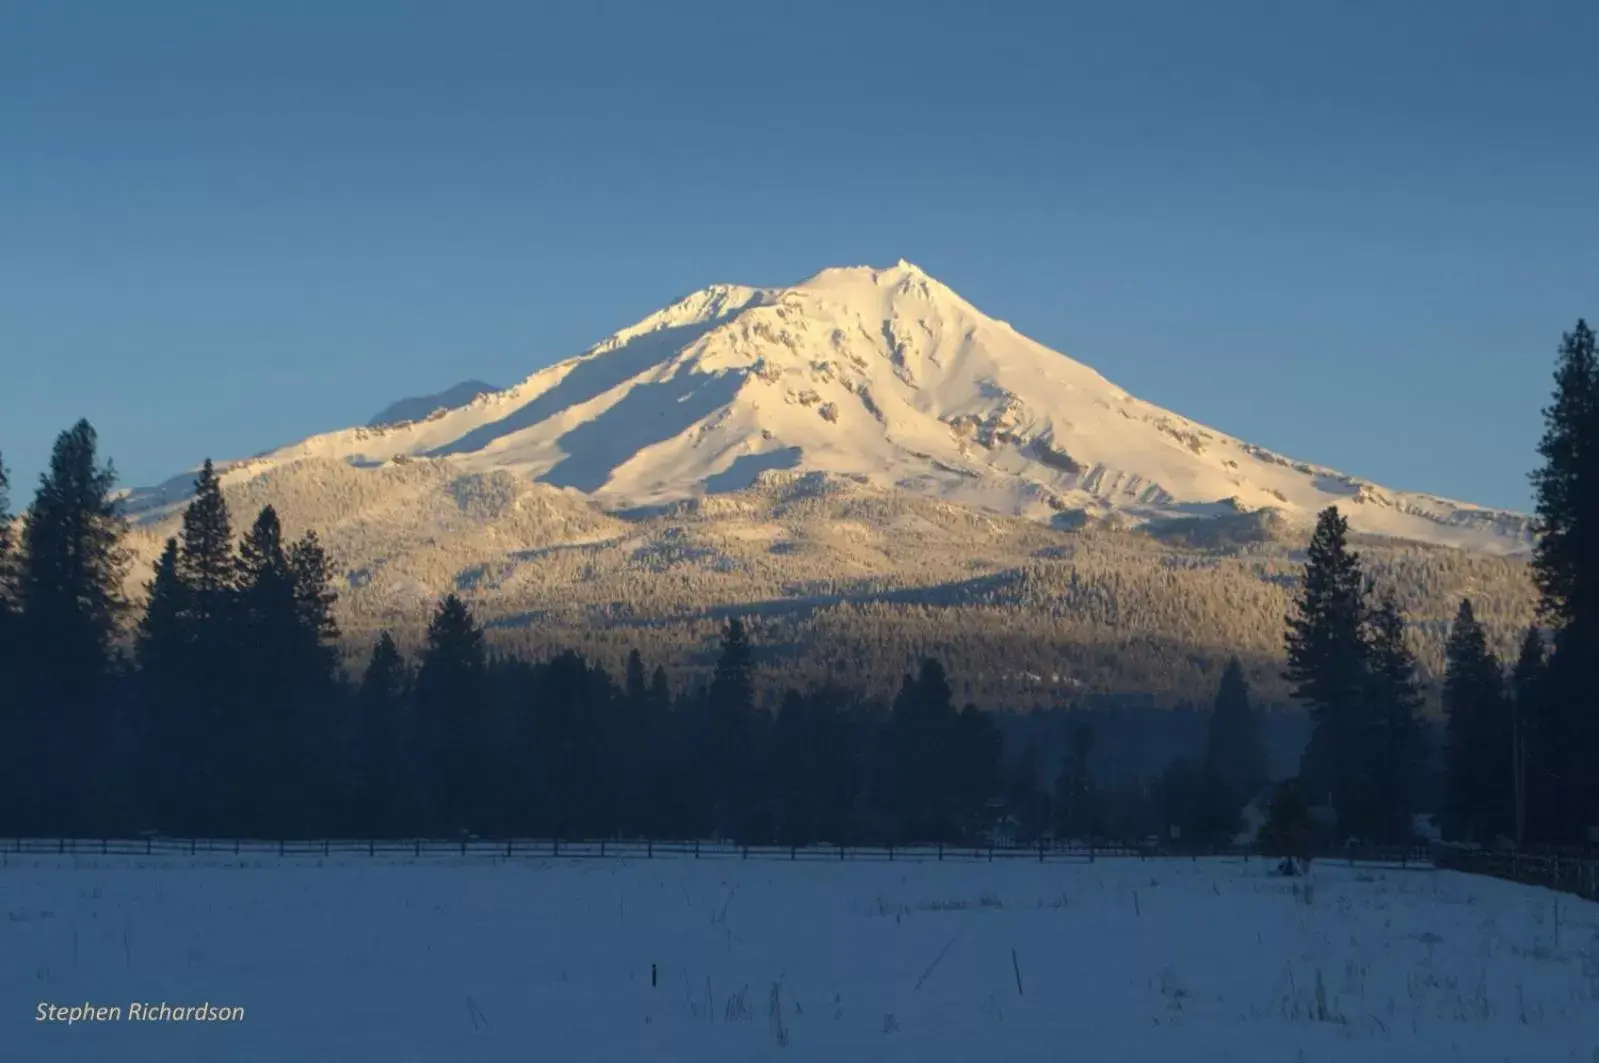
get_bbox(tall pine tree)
[415,594,490,836]
[355,632,409,836]
[1441,599,1512,844]
[888,657,959,841]
[1527,319,1599,841]
[705,617,758,839]
[1285,506,1369,828]
[17,421,129,835]
[135,538,189,831]
[1509,627,1543,846]
[1361,591,1425,845]
[1196,658,1268,846]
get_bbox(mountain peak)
[128,262,1533,555]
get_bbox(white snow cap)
[127,261,1533,554]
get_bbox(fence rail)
[1433,844,1599,902]
[0,836,1432,868]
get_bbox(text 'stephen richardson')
[37,1002,246,1024]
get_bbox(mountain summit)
[128,262,1531,553]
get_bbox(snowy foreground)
[2,853,1596,1062]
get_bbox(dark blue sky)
[4,1,1595,511]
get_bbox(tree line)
[0,318,1593,848]
[0,429,1269,844]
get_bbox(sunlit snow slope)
[125,262,1531,553]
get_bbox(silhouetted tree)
[1362,591,1425,844]
[888,657,959,841]
[178,459,236,631]
[1194,658,1268,845]
[1442,599,1511,843]
[1527,319,1599,841]
[952,704,1002,838]
[1258,780,1314,867]
[705,617,758,838]
[415,594,490,835]
[17,421,129,835]
[134,539,188,829]
[355,632,410,834]
[1509,627,1543,846]
[1286,506,1369,831]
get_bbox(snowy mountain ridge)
[124,260,1531,554]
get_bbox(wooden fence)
[1433,843,1599,902]
[0,836,1432,868]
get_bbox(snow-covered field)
[2,853,1596,1061]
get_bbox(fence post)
[938,842,943,861]
[102,839,108,855]
[507,839,513,858]
[647,839,653,859]
[553,839,560,858]
[414,839,420,857]
[839,843,845,861]
[461,838,467,856]
[791,845,796,861]
[370,840,375,857]
[889,844,894,862]
[145,837,151,855]
[278,840,284,856]
[234,839,240,855]
[694,840,700,859]
[1038,839,1044,863]
[601,840,607,858]
[324,839,330,857]
[988,844,994,862]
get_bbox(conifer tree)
[889,657,959,840]
[356,632,410,835]
[1509,627,1543,845]
[705,617,757,838]
[649,664,671,714]
[625,649,648,705]
[953,703,1001,838]
[1527,319,1599,840]
[1197,657,1268,844]
[1531,319,1599,633]
[288,530,340,680]
[17,421,129,835]
[135,538,189,830]
[1285,506,1368,829]
[177,459,237,654]
[234,507,300,834]
[1362,591,1426,844]
[415,594,490,835]
[1442,599,1511,843]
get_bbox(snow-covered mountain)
[124,260,1531,553]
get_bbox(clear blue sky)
[3,1,1595,513]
